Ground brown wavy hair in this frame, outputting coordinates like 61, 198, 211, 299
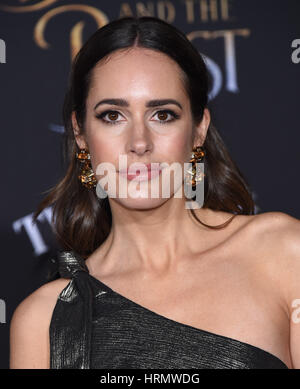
33, 16, 255, 259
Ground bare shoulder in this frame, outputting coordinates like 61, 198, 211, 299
243, 211, 300, 301
244, 211, 300, 248
239, 211, 300, 263
250, 211, 300, 369
9, 277, 71, 369
260, 211, 300, 299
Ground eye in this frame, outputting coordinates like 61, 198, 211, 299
152, 109, 180, 124
95, 109, 180, 125
95, 110, 124, 125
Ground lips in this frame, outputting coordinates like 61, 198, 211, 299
118, 163, 163, 181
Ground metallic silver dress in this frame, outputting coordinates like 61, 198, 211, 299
49, 250, 288, 369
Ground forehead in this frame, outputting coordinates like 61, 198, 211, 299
87, 47, 188, 100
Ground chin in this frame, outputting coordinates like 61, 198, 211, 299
111, 196, 169, 211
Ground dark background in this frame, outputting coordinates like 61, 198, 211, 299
0, 0, 299, 369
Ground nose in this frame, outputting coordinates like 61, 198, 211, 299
126, 119, 153, 156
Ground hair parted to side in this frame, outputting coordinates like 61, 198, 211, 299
33, 16, 255, 259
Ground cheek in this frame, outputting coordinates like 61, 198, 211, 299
84, 120, 123, 167
161, 133, 192, 164
86, 136, 118, 172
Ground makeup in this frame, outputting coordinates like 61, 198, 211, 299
118, 163, 163, 181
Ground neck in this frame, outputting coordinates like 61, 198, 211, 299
91, 196, 229, 276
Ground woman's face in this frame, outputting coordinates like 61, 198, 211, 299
73, 47, 210, 209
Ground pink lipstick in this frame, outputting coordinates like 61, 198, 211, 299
118, 163, 163, 181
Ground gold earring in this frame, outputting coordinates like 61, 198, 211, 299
76, 148, 97, 189
186, 145, 205, 186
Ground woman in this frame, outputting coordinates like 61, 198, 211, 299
9, 16, 300, 369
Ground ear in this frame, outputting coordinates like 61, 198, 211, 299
193, 108, 210, 148
71, 111, 88, 149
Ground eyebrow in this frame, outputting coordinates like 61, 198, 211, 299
94, 98, 183, 110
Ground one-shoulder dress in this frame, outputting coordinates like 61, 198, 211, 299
49, 250, 289, 369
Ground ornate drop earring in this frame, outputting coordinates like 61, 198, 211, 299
186, 145, 205, 187
76, 148, 97, 189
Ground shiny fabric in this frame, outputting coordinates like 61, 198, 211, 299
49, 250, 289, 369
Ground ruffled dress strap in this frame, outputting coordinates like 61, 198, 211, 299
49, 250, 93, 369
56, 250, 90, 278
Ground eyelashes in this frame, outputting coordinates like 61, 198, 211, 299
95, 109, 180, 125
